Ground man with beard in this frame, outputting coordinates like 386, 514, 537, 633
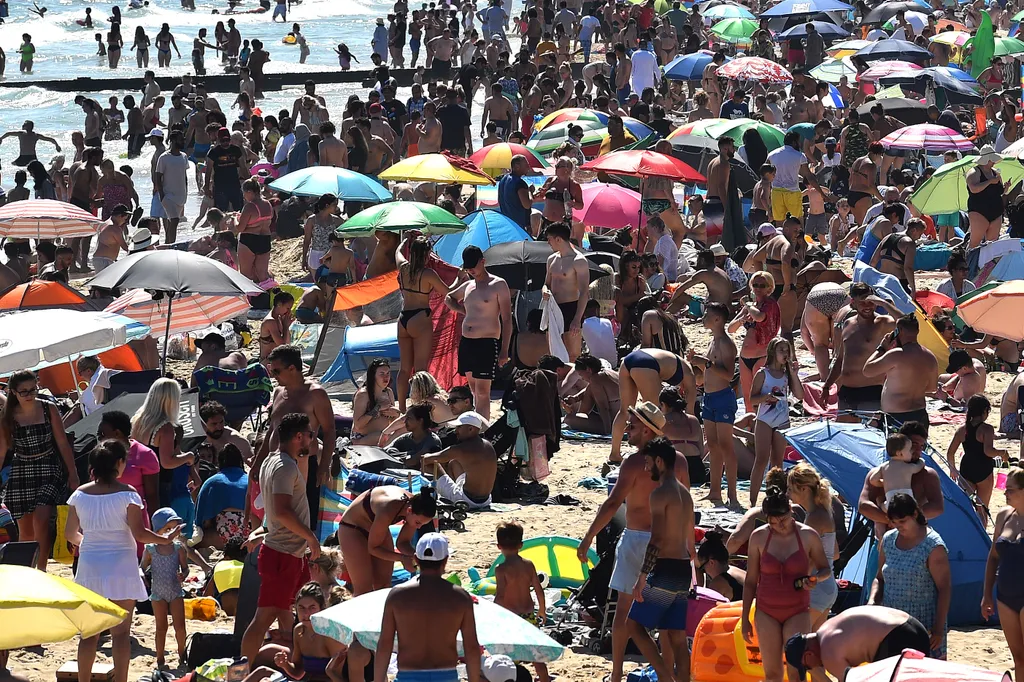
863, 313, 939, 435
858, 420, 944, 532
198, 400, 254, 465
578, 403, 690, 682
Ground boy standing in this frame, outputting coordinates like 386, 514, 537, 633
494, 522, 550, 682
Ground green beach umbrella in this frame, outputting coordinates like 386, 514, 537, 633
627, 0, 673, 14
526, 119, 607, 154
1014, 9, 1024, 20
809, 57, 858, 84
909, 155, 1024, 215
705, 118, 786, 151
336, 201, 466, 237
711, 18, 758, 43
964, 35, 1024, 57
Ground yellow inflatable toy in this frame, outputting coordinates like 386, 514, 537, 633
691, 601, 789, 682
282, 33, 296, 44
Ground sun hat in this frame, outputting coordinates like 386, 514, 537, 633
151, 507, 183, 530
709, 243, 728, 256
977, 144, 1001, 165
129, 228, 156, 254
627, 401, 665, 435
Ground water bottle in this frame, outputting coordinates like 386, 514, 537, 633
227, 657, 249, 682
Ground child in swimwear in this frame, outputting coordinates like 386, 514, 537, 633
870, 434, 924, 508
494, 522, 550, 682
18, 34, 34, 73
141, 507, 188, 669
95, 32, 107, 56
749, 163, 774, 229
267, 582, 346, 682
802, 183, 834, 247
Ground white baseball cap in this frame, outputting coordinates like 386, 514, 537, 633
149, 128, 164, 138
415, 532, 450, 561
456, 411, 490, 431
482, 655, 517, 682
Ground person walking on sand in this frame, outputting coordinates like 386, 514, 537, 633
543, 221, 589, 361
495, 521, 550, 682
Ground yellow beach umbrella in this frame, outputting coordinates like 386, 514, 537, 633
378, 153, 494, 185
0, 565, 128, 648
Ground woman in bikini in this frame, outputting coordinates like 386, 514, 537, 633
253, 582, 348, 681
236, 177, 273, 284
747, 215, 800, 339
259, 291, 294, 361
868, 217, 926, 293
154, 24, 180, 67
336, 485, 436, 595
131, 26, 150, 68
614, 249, 649, 342
302, 193, 342, 281
728, 270, 781, 414
538, 157, 582, 237
381, 371, 455, 443
107, 25, 123, 68
659, 386, 706, 486
741, 487, 831, 682
395, 235, 447, 412
351, 358, 400, 446
696, 529, 745, 601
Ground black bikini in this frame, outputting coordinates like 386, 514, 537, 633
877, 233, 910, 290
398, 268, 431, 329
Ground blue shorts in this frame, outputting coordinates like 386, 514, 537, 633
701, 387, 737, 424
394, 671, 458, 682
627, 558, 690, 631
617, 86, 631, 105
272, 3, 286, 17
410, 38, 420, 52
190, 142, 211, 164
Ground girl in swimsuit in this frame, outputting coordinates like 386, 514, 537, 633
741, 487, 831, 682
749, 338, 804, 507
302, 193, 342, 280
982, 467, 1024, 681
696, 529, 745, 601
787, 463, 839, 628
659, 386, 707, 486
351, 358, 400, 446
336, 485, 436, 595
751, 216, 800, 338
727, 270, 781, 417
947, 394, 1008, 521
258, 290, 294, 361
254, 582, 347, 681
381, 371, 455, 442
131, 25, 150, 68
395, 235, 448, 411
236, 177, 274, 283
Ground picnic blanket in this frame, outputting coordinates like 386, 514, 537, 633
561, 428, 612, 441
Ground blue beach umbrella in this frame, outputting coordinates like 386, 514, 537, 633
268, 167, 393, 202
762, 0, 853, 16
775, 20, 850, 39
664, 51, 729, 80
701, 3, 755, 20
433, 210, 533, 267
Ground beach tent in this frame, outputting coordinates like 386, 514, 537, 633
433, 210, 533, 268
785, 422, 992, 626
987, 250, 1024, 282
320, 323, 400, 386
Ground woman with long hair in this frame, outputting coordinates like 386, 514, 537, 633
787, 463, 839, 628
0, 370, 78, 570
131, 26, 150, 68
382, 371, 455, 443
749, 338, 804, 506
259, 291, 295, 361
870, 493, 951, 659
696, 529, 745, 601
947, 394, 1008, 523
251, 582, 348, 681
728, 270, 781, 414
336, 486, 437, 595
351, 358, 399, 445
27, 159, 56, 199
66, 439, 180, 682
982, 467, 1024, 681
302, 193, 342, 280
131, 379, 194, 520
236, 177, 274, 283
659, 386, 706, 486
345, 125, 368, 174
614, 249, 649, 340
395, 235, 447, 411
741, 486, 831, 682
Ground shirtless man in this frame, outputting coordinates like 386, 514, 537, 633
376, 533, 482, 682
91, 204, 130, 272
701, 51, 725, 115
822, 283, 896, 421
428, 28, 456, 81
863, 313, 938, 435
357, 118, 396, 177
870, 104, 903, 182
668, 249, 733, 314
365, 230, 399, 279
860, 420, 944, 533
291, 80, 326, 127
614, 43, 632, 105
848, 142, 885, 223
68, 147, 102, 271
786, 85, 813, 125
786, 605, 932, 681
420, 411, 497, 509
689, 302, 739, 507
520, 74, 543, 136
445, 245, 513, 422
480, 82, 515, 139
250, 345, 337, 528
543, 222, 590, 361
578, 402, 690, 682
191, 332, 247, 379
198, 399, 254, 464
703, 137, 732, 246
564, 353, 620, 435
0, 121, 60, 166
628, 436, 695, 682
417, 101, 442, 154
317, 121, 348, 168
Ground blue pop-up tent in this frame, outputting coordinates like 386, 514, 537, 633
433, 209, 533, 267
321, 322, 400, 385
784, 421, 992, 626
988, 250, 1024, 282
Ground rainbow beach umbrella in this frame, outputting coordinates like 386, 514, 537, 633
469, 143, 550, 177
533, 107, 609, 133
880, 123, 975, 153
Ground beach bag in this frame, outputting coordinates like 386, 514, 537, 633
526, 436, 550, 481
51, 505, 74, 564
626, 666, 658, 682
185, 632, 239, 671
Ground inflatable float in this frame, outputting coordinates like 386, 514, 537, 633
282, 33, 296, 44
691, 601, 790, 682
487, 536, 599, 589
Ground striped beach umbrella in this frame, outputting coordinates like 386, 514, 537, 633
104, 289, 252, 338
718, 56, 793, 83
470, 143, 551, 177
827, 39, 873, 58
929, 30, 971, 47
0, 199, 105, 239
533, 107, 609, 133
880, 124, 975, 152
810, 57, 858, 83
858, 60, 923, 81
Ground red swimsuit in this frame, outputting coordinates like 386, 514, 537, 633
757, 527, 810, 623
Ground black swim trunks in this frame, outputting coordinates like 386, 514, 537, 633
837, 384, 883, 413
873, 617, 930, 661
458, 336, 500, 380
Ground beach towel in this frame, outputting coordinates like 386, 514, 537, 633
561, 428, 613, 440
426, 255, 465, 391
914, 242, 952, 271
541, 297, 569, 363
801, 381, 838, 418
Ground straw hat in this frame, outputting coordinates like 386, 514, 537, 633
627, 401, 665, 435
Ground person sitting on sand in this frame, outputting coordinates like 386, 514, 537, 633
351, 358, 400, 446
420, 411, 497, 510
563, 353, 620, 436
192, 332, 247, 383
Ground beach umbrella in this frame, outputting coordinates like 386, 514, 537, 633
0, 280, 92, 311
821, 83, 846, 108
718, 56, 793, 83
956, 280, 1024, 343
880, 124, 975, 152
377, 153, 494, 185
937, 18, 969, 31
0, 566, 128, 649
858, 60, 923, 81
854, 39, 933, 64
672, 117, 785, 151
268, 167, 393, 202
311, 588, 565, 663
809, 57, 858, 83
761, 0, 852, 16
663, 51, 729, 81
845, 651, 1010, 682
0, 309, 134, 374
628, 0, 673, 12
854, 97, 929, 124
909, 154, 1024, 215
469, 143, 550, 177
775, 20, 850, 40
701, 3, 755, 20
964, 35, 1024, 57
337, 201, 466, 237
929, 30, 971, 47
104, 289, 251, 338
573, 183, 647, 229
882, 10, 928, 31
526, 119, 607, 154
711, 17, 759, 42
927, 65, 978, 84
863, 0, 929, 23
581, 149, 705, 181
670, 118, 729, 139
88, 250, 262, 298
0, 199, 105, 240
433, 210, 532, 267
532, 107, 609, 132
481, 241, 612, 290
669, 136, 759, 193
827, 39, 873, 58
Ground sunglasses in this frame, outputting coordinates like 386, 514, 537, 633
752, 282, 769, 289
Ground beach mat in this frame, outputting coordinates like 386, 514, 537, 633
561, 428, 612, 441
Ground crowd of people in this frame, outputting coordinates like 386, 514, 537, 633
5, 0, 1024, 680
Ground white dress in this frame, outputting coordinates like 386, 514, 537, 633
69, 489, 149, 601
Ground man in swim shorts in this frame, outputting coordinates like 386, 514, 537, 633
863, 313, 938, 437
375, 534, 482, 682
0, 120, 60, 166
702, 137, 733, 243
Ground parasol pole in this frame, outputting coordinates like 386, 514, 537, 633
161, 293, 173, 374
637, 176, 645, 247
309, 289, 337, 376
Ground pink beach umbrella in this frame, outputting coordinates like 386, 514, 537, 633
0, 199, 105, 239
573, 183, 647, 229
844, 649, 1010, 682
857, 60, 923, 82
104, 288, 252, 338
880, 124, 976, 152
718, 56, 793, 83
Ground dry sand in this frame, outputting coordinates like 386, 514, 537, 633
7, 251, 1017, 682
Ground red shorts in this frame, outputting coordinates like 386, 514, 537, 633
257, 544, 310, 610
